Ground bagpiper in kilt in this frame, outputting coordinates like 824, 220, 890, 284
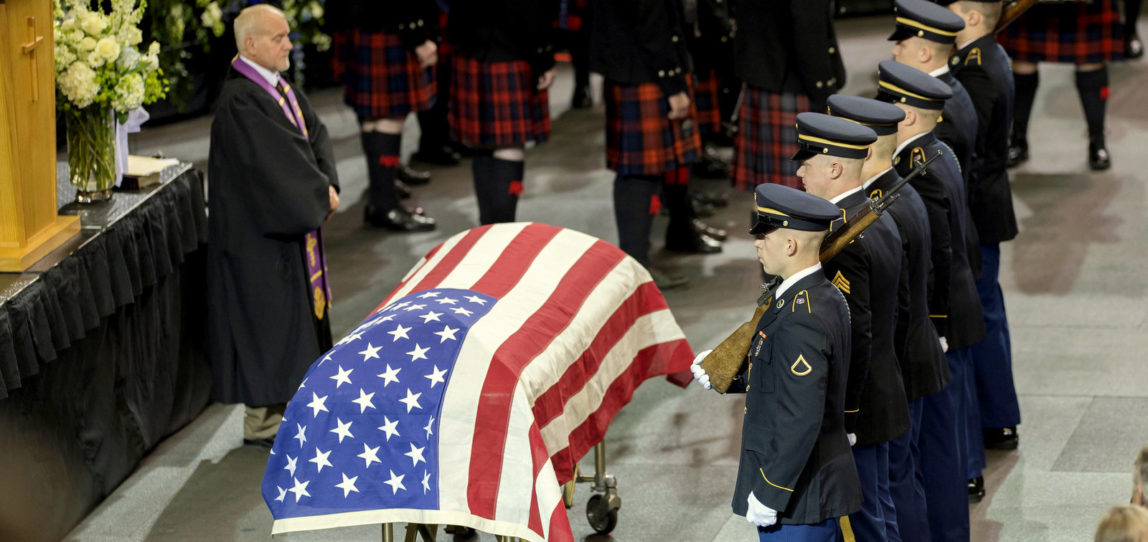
996, 0, 1122, 170
327, 0, 438, 232
448, 0, 559, 225
733, 89, 811, 191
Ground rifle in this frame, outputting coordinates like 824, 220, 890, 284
996, 0, 1040, 34
697, 152, 941, 393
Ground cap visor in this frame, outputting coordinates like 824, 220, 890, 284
791, 148, 817, 162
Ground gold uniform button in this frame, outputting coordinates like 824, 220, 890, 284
816, 81, 824, 88
829, 47, 836, 54
658, 70, 666, 77
672, 35, 679, 43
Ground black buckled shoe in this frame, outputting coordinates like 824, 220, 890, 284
397, 165, 432, 186
983, 426, 1019, 450
364, 205, 436, 232
394, 179, 412, 199
1127, 34, 1144, 59
968, 476, 985, 503
693, 218, 728, 242
411, 145, 461, 166
650, 267, 689, 290
1089, 142, 1111, 171
665, 231, 723, 254
1007, 139, 1028, 168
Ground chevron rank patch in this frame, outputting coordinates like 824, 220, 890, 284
831, 270, 851, 294
791, 354, 812, 376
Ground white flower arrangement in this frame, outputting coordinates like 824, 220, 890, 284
53, 0, 167, 118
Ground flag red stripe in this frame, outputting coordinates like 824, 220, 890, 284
526, 424, 548, 537
467, 240, 625, 519
468, 223, 563, 298
374, 225, 491, 312
547, 338, 692, 484
532, 281, 668, 430
548, 499, 574, 542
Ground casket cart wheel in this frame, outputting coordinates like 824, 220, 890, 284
585, 494, 618, 534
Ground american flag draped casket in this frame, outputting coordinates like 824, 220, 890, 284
261, 222, 695, 541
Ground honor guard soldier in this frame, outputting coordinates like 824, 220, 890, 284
828, 94, 949, 542
692, 184, 860, 541
944, 0, 1023, 491
888, 0, 978, 186
876, 59, 986, 541
731, 0, 845, 190
793, 113, 908, 541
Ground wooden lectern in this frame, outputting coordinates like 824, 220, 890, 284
0, 0, 80, 272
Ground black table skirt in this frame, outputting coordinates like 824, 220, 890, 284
0, 165, 212, 541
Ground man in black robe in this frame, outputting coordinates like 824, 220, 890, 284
206, 4, 340, 447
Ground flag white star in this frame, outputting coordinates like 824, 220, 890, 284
358, 343, 382, 362
288, 477, 310, 503
384, 470, 406, 494
329, 366, 353, 389
305, 392, 328, 417
293, 423, 307, 446
399, 388, 423, 413
388, 324, 412, 342
318, 352, 333, 366
357, 443, 381, 469
407, 343, 430, 362
275, 485, 287, 502
404, 304, 427, 312
309, 448, 333, 473
378, 314, 396, 323
335, 472, 360, 498
436, 297, 458, 305
465, 295, 487, 305
284, 454, 298, 477
329, 418, 354, 443
425, 366, 447, 388
418, 291, 440, 298
341, 330, 364, 344
352, 388, 376, 413
307, 392, 329, 417
404, 442, 427, 467
388, 301, 409, 311
419, 311, 443, 324
451, 307, 474, 317
379, 416, 400, 441
433, 325, 459, 343
421, 470, 432, 494
297, 377, 308, 391
424, 416, 435, 438
378, 364, 401, 387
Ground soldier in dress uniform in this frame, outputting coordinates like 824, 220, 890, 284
942, 0, 1022, 498
828, 94, 948, 542
876, 60, 986, 541
692, 183, 860, 541
793, 113, 908, 541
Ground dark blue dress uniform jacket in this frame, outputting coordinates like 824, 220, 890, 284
895, 133, 986, 351
951, 34, 1019, 245
867, 169, 950, 402
934, 69, 977, 189
727, 270, 861, 525
823, 190, 909, 448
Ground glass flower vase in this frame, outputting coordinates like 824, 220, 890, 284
65, 105, 117, 203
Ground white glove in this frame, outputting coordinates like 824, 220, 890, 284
745, 492, 778, 527
847, 433, 857, 447
939, 336, 949, 353
690, 349, 714, 390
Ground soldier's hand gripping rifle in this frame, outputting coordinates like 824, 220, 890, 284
697, 152, 941, 393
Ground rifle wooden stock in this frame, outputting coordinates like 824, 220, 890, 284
698, 154, 941, 393
996, 0, 1039, 34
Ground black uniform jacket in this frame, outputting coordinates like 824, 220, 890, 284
727, 269, 861, 525
447, 0, 560, 75
591, 0, 694, 95
867, 169, 950, 402
895, 132, 986, 351
730, 0, 845, 109
325, 0, 439, 51
934, 68, 977, 187
206, 68, 338, 406
689, 0, 736, 78
824, 189, 909, 447
952, 34, 1019, 245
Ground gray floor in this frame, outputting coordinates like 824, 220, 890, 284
65, 16, 1148, 542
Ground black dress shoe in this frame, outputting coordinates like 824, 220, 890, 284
690, 196, 716, 218
571, 84, 593, 109
968, 476, 985, 502
411, 145, 461, 166
397, 165, 432, 185
693, 218, 728, 242
1089, 142, 1111, 171
364, 205, 436, 232
1127, 34, 1144, 59
665, 231, 723, 254
243, 437, 275, 449
650, 267, 689, 290
1007, 139, 1028, 168
691, 153, 731, 180
983, 426, 1019, 450
394, 179, 412, 199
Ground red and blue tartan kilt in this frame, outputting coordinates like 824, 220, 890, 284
693, 69, 723, 137
604, 81, 702, 176
449, 55, 551, 148
732, 86, 811, 191
997, 0, 1123, 64
331, 29, 436, 120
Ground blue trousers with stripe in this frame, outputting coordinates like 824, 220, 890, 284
889, 398, 929, 542
837, 443, 897, 541
919, 350, 972, 542
970, 244, 1021, 429
759, 518, 837, 541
